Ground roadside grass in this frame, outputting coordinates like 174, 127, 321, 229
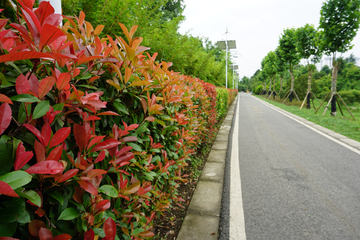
254, 94, 360, 142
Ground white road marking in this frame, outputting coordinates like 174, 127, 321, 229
252, 96, 360, 156
230, 95, 247, 240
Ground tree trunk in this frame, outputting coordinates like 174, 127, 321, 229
307, 69, 313, 109
273, 76, 276, 99
269, 78, 272, 95
289, 69, 295, 102
280, 76, 283, 95
331, 60, 339, 116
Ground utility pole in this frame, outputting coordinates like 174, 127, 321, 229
217, 28, 236, 89
39, 0, 62, 15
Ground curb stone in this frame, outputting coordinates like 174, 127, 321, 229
177, 96, 238, 240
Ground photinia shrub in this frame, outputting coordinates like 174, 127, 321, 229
0, 1, 231, 239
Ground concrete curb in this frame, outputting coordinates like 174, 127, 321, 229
177, 96, 238, 240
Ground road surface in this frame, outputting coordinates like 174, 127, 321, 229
228, 93, 360, 240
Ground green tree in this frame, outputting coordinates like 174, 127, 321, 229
275, 47, 287, 95
295, 24, 322, 109
278, 28, 301, 102
262, 51, 278, 99
318, 0, 360, 117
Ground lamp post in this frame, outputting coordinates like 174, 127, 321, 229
217, 29, 236, 89
230, 64, 238, 89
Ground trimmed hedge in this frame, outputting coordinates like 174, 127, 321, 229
0, 2, 222, 240
215, 88, 238, 120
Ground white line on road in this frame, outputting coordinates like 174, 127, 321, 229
230, 95, 247, 240
252, 96, 360, 156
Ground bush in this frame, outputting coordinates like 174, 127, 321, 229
338, 90, 360, 105
253, 85, 263, 95
0, 2, 218, 239
216, 88, 228, 119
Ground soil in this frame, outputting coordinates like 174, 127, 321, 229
153, 117, 225, 240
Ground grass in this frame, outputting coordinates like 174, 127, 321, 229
254, 94, 360, 142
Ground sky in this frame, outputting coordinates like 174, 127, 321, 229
178, 0, 360, 79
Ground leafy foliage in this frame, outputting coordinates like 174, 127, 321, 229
0, 2, 231, 239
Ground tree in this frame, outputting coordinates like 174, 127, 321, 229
278, 28, 301, 103
260, 58, 270, 94
317, 0, 360, 118
275, 47, 287, 96
295, 24, 323, 109
262, 51, 278, 99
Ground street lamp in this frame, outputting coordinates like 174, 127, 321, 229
230, 64, 238, 89
217, 29, 236, 89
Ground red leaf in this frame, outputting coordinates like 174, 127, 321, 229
56, 72, 71, 91
58, 169, 79, 183
145, 116, 155, 122
84, 230, 94, 240
103, 217, 116, 240
0, 238, 20, 240
9, 23, 34, 45
34, 140, 46, 163
94, 151, 106, 163
77, 180, 98, 196
34, 1, 54, 25
0, 181, 19, 197
41, 122, 51, 147
126, 124, 138, 131
18, 2, 41, 45
122, 212, 134, 218
29, 219, 46, 237
38, 228, 53, 240
43, 14, 62, 27
91, 139, 120, 152
0, 19, 8, 29
97, 111, 119, 116
15, 74, 31, 95
14, 142, 34, 170
0, 94, 13, 104
84, 115, 101, 121
119, 136, 137, 143
94, 199, 110, 214
87, 136, 105, 150
116, 146, 132, 157
26, 160, 64, 174
137, 182, 151, 196
49, 127, 71, 148
73, 123, 87, 151
38, 76, 55, 99
47, 145, 63, 161
28, 74, 39, 97
0, 52, 58, 63
86, 169, 107, 178
40, 24, 65, 49
53, 234, 72, 240
24, 123, 43, 144
115, 152, 134, 165
0, 103, 12, 135
22, 0, 35, 9
138, 231, 155, 238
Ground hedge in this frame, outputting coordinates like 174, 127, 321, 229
0, 2, 222, 239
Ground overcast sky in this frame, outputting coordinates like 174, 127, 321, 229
178, 0, 360, 79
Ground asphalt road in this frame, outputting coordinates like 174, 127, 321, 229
237, 93, 360, 240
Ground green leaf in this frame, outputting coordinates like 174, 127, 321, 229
0, 198, 29, 224
0, 222, 17, 237
99, 185, 118, 198
58, 207, 80, 220
10, 94, 40, 103
0, 170, 32, 190
126, 142, 142, 152
0, 135, 14, 176
17, 102, 31, 123
48, 190, 64, 205
113, 102, 129, 115
16, 189, 41, 207
32, 100, 50, 119
53, 103, 64, 112
135, 124, 148, 135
